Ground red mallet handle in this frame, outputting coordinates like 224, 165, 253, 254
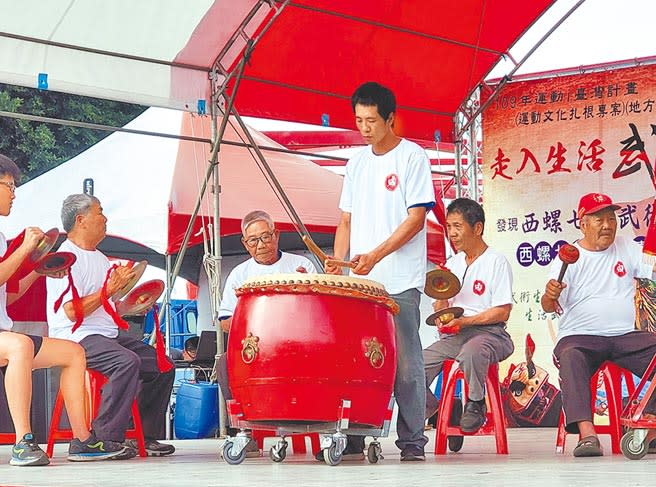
557, 244, 580, 283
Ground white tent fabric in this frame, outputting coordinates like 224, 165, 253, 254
0, 0, 270, 108
3, 107, 343, 256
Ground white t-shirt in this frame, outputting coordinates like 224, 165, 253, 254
218, 252, 317, 318
46, 239, 119, 342
339, 138, 435, 294
445, 248, 513, 318
0, 233, 13, 331
549, 236, 651, 342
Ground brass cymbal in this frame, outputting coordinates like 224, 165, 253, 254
29, 227, 59, 263
424, 268, 461, 299
111, 260, 148, 301
425, 306, 464, 326
35, 251, 76, 275
116, 279, 165, 316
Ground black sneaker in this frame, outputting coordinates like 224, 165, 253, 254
68, 433, 133, 462
400, 445, 425, 462
10, 433, 50, 466
460, 400, 486, 433
125, 439, 175, 457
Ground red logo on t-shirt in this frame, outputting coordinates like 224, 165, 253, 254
614, 261, 626, 277
385, 173, 399, 191
473, 280, 486, 295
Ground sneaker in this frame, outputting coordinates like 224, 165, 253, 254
400, 445, 425, 462
10, 433, 50, 466
460, 400, 486, 433
572, 435, 603, 457
68, 433, 133, 462
125, 438, 175, 457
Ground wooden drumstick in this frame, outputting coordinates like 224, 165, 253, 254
302, 235, 356, 269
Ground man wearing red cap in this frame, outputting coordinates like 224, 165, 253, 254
541, 192, 656, 457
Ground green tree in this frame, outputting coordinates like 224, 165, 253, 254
0, 84, 145, 181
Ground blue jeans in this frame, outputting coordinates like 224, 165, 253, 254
392, 288, 429, 451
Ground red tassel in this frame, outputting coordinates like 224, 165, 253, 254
54, 269, 84, 332
4, 231, 26, 294
152, 305, 174, 373
100, 264, 129, 330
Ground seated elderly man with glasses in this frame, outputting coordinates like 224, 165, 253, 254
215, 210, 317, 455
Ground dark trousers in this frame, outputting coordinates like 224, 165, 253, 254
80, 332, 175, 442
553, 331, 656, 434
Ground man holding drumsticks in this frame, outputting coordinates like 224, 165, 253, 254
325, 82, 435, 462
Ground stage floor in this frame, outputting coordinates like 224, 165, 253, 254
0, 428, 653, 487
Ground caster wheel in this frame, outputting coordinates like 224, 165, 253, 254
269, 441, 288, 463
366, 443, 382, 463
323, 444, 343, 466
621, 430, 649, 460
222, 442, 247, 465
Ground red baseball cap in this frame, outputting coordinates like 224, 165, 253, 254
577, 193, 620, 218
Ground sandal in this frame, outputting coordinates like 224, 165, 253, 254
573, 435, 603, 457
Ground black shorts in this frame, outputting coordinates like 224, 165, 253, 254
0, 333, 43, 375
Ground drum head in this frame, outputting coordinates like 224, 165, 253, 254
35, 252, 77, 275
116, 279, 165, 316
29, 227, 59, 263
424, 268, 461, 300
111, 260, 148, 301
425, 306, 464, 326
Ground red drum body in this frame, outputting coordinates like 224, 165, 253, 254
227, 273, 398, 427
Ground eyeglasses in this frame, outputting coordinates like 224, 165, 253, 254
243, 231, 275, 248
0, 181, 16, 194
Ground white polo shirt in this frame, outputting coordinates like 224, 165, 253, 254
219, 252, 317, 318
446, 248, 513, 317
549, 235, 651, 341
46, 239, 118, 342
340, 138, 435, 294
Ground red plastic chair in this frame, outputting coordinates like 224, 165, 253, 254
250, 429, 320, 455
47, 369, 146, 458
434, 360, 508, 454
555, 361, 635, 454
0, 433, 15, 444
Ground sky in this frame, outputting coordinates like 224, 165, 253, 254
489, 0, 654, 77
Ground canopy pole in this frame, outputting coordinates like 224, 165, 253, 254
164, 253, 172, 440
223, 105, 324, 272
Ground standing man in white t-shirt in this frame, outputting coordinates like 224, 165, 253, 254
325, 82, 435, 462
541, 192, 656, 457
46, 194, 175, 457
423, 198, 514, 434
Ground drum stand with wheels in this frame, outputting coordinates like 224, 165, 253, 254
619, 354, 656, 460
220, 398, 394, 466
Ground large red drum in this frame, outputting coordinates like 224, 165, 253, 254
227, 273, 398, 427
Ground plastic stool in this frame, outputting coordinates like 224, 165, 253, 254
434, 360, 508, 454
0, 433, 15, 444
250, 429, 320, 455
46, 369, 147, 458
555, 361, 635, 454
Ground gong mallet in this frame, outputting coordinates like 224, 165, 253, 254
556, 243, 580, 283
